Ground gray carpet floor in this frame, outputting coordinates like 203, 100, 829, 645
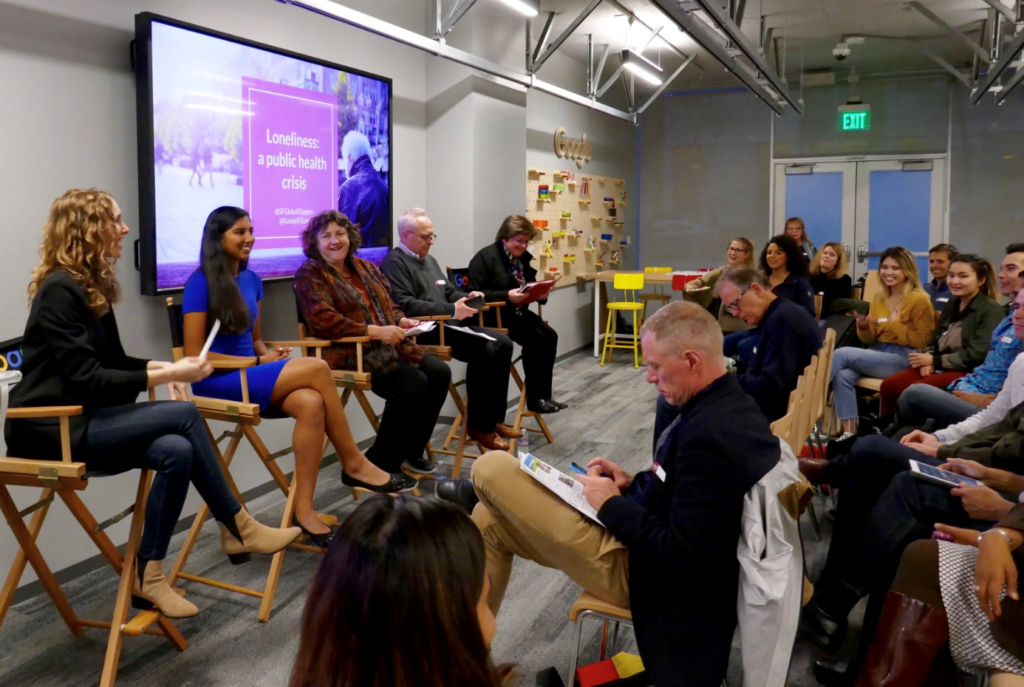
0, 350, 863, 686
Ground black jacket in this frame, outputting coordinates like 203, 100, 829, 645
738, 298, 821, 421
599, 374, 780, 687
927, 293, 1006, 372
5, 271, 149, 459
467, 241, 545, 327
773, 272, 816, 318
809, 273, 853, 319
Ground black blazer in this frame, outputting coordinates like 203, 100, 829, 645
810, 273, 853, 319
468, 241, 544, 328
599, 374, 780, 687
5, 271, 149, 460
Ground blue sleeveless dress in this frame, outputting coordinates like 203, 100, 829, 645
182, 269, 287, 411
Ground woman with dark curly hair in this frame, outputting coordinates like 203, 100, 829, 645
182, 207, 415, 548
289, 495, 511, 687
293, 210, 450, 477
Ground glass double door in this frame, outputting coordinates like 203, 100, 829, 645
772, 158, 947, 282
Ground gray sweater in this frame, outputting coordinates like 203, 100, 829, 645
379, 247, 467, 318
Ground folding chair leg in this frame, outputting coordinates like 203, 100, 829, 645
99, 470, 151, 687
0, 486, 79, 636
805, 499, 822, 541
534, 413, 554, 444
451, 412, 470, 479
259, 478, 298, 623
600, 310, 615, 366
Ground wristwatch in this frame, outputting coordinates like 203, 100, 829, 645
979, 528, 1015, 547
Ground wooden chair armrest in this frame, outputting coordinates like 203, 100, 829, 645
264, 339, 330, 348
415, 315, 452, 322
335, 336, 371, 344
209, 358, 257, 369
482, 301, 507, 309
6, 406, 83, 419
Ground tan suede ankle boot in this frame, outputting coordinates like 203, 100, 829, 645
131, 559, 198, 618
219, 509, 301, 564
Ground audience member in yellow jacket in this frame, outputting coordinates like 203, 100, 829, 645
830, 247, 935, 437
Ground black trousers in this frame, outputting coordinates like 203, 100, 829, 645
507, 309, 558, 404
815, 435, 970, 618
364, 356, 451, 472
419, 324, 513, 433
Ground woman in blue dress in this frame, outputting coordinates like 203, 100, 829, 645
182, 207, 414, 546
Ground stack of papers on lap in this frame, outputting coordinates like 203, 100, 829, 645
404, 320, 437, 337
519, 452, 603, 526
445, 323, 497, 341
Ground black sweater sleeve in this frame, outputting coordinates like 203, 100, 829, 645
468, 250, 511, 303
36, 278, 149, 401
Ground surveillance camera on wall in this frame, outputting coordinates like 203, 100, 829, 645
833, 42, 850, 61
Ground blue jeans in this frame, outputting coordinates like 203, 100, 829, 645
723, 329, 758, 367
84, 402, 241, 560
892, 384, 979, 437
830, 343, 913, 420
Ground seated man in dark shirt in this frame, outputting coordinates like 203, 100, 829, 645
716, 266, 822, 421
461, 302, 780, 687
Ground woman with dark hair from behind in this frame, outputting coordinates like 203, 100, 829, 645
289, 495, 508, 687
182, 207, 415, 548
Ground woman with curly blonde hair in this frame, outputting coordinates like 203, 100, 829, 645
7, 189, 300, 619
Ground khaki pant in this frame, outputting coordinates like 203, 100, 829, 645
471, 451, 630, 614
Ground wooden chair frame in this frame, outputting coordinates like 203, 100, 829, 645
0, 397, 188, 687
163, 298, 334, 623
293, 308, 444, 494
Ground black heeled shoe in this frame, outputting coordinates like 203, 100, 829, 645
291, 516, 335, 549
342, 471, 417, 494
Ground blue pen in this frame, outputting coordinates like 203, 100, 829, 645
571, 462, 612, 479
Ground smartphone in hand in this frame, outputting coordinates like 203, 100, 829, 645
464, 295, 486, 310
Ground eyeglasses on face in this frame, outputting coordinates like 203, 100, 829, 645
727, 246, 747, 254
726, 290, 749, 315
508, 236, 530, 246
410, 231, 436, 242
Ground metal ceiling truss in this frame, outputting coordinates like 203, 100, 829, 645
972, 0, 1024, 106
278, 0, 793, 121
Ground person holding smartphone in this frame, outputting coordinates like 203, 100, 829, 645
382, 208, 517, 450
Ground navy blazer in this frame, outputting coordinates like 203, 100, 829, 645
599, 374, 780, 687
739, 298, 822, 421
773, 272, 816, 318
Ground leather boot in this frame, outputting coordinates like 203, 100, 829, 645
219, 509, 302, 565
132, 558, 199, 618
853, 591, 949, 687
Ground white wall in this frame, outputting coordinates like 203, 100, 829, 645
0, 0, 638, 593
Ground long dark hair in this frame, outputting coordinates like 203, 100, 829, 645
951, 253, 999, 301
289, 496, 506, 687
198, 206, 251, 334
759, 233, 809, 279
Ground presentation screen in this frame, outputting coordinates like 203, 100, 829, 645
135, 14, 393, 294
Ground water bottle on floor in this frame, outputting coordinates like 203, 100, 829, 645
516, 433, 529, 458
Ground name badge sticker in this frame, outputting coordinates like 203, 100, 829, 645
937, 298, 950, 303
652, 462, 667, 482
435, 279, 445, 285
1002, 336, 1015, 344
877, 317, 888, 323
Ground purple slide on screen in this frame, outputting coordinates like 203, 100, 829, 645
150, 21, 390, 290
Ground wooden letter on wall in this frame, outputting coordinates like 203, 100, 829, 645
554, 127, 592, 168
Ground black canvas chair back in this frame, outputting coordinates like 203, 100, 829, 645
446, 266, 472, 292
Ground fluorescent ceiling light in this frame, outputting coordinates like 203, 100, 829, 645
620, 49, 663, 86
494, 0, 539, 17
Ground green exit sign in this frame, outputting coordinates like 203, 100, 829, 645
838, 104, 872, 131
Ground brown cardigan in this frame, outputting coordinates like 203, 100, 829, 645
293, 257, 424, 376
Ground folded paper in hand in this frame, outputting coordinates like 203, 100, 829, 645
403, 320, 437, 337
445, 323, 497, 341
519, 452, 603, 526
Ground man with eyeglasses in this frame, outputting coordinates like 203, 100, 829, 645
714, 266, 820, 421
381, 208, 517, 451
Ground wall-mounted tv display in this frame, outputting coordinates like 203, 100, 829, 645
134, 13, 393, 294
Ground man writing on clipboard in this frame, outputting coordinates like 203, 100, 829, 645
442, 302, 780, 687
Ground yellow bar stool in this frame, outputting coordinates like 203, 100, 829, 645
639, 266, 672, 323
600, 272, 645, 368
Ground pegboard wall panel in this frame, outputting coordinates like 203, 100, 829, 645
526, 168, 629, 287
